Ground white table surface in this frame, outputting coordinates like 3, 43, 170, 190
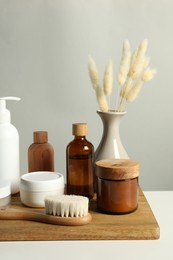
0, 191, 172, 260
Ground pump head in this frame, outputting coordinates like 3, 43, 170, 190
0, 97, 21, 123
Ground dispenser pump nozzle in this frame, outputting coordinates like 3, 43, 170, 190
0, 97, 21, 123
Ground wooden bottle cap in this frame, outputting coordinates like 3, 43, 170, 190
72, 123, 88, 136
34, 131, 48, 143
95, 159, 139, 180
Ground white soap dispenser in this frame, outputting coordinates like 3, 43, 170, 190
0, 97, 21, 194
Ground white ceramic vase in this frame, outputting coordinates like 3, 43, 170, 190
95, 110, 129, 161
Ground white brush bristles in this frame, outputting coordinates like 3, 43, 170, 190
45, 195, 89, 218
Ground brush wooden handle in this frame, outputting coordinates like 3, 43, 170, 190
0, 208, 92, 226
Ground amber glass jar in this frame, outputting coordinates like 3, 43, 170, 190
95, 159, 139, 214
66, 123, 94, 199
28, 131, 54, 172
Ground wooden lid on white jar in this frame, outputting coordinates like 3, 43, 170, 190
95, 159, 139, 180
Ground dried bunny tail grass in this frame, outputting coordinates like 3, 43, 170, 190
117, 40, 131, 86
116, 78, 133, 112
88, 55, 99, 89
128, 39, 148, 80
143, 56, 150, 69
103, 60, 113, 96
120, 77, 133, 98
116, 97, 126, 112
126, 81, 143, 102
96, 85, 109, 112
142, 68, 157, 82
129, 48, 138, 69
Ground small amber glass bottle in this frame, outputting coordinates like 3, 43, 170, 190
28, 131, 54, 172
66, 123, 94, 199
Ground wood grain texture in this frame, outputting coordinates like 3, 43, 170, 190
0, 187, 160, 241
95, 159, 139, 180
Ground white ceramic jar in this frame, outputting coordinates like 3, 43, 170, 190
20, 171, 64, 207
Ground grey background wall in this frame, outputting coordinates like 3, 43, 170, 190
0, 0, 172, 190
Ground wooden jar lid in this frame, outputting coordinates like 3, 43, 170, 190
95, 159, 139, 180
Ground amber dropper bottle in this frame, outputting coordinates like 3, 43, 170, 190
66, 123, 94, 199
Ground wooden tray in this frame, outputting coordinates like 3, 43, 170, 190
0, 188, 160, 241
